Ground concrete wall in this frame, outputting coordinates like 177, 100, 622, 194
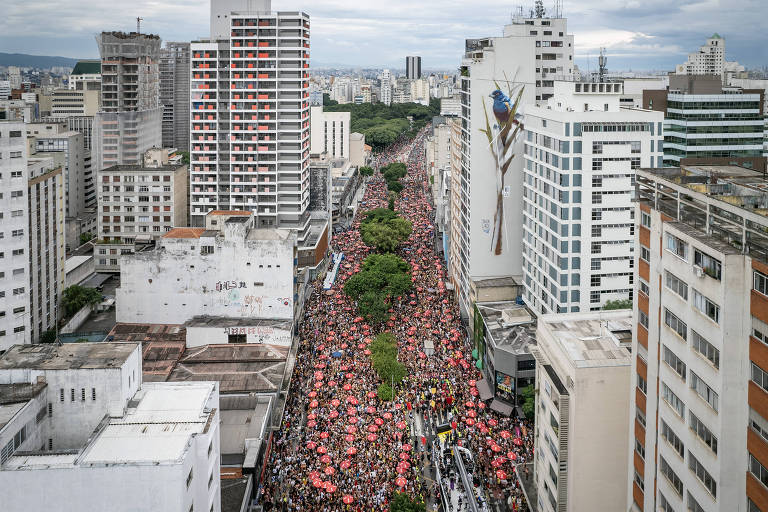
60, 304, 93, 334
186, 323, 292, 347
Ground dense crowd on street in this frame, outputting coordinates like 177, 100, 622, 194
260, 129, 534, 511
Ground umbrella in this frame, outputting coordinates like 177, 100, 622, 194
492, 444, 502, 452
375, 418, 384, 426
496, 470, 507, 480
308, 391, 317, 398
345, 434, 354, 442
488, 419, 498, 427
396, 465, 407, 474
346, 425, 357, 434
309, 470, 320, 481
367, 433, 378, 442
383, 412, 393, 420
465, 401, 475, 408
367, 391, 377, 399
401, 444, 412, 451
312, 479, 323, 488
340, 459, 352, 470
324, 466, 335, 475
331, 351, 343, 358
508, 451, 517, 461
306, 441, 317, 450
330, 410, 339, 419
399, 452, 410, 461
317, 446, 327, 454
514, 437, 523, 446
346, 447, 357, 456
331, 399, 341, 407
343, 495, 354, 504
395, 477, 407, 487
465, 418, 475, 426
366, 406, 376, 414
320, 454, 331, 464
396, 421, 407, 429
310, 400, 319, 408
307, 420, 317, 428
500, 430, 512, 439
320, 431, 329, 439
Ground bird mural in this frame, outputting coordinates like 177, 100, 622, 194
480, 84, 525, 256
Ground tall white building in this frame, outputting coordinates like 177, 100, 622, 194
503, 14, 574, 101
93, 31, 163, 172
310, 105, 350, 159
380, 69, 392, 106
675, 34, 745, 83
522, 81, 663, 314
0, 342, 221, 512
0, 122, 31, 349
8, 66, 21, 90
410, 78, 430, 106
189, 0, 313, 248
533, 310, 632, 512
629, 164, 768, 512
451, 35, 536, 318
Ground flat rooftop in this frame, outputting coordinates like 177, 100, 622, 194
473, 276, 520, 288
163, 227, 205, 239
476, 302, 536, 356
540, 311, 632, 368
186, 316, 292, 330
0, 343, 138, 371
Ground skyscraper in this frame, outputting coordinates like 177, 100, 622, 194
380, 69, 392, 106
406, 56, 421, 80
160, 42, 190, 150
93, 31, 162, 172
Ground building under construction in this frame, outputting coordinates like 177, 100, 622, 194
160, 42, 190, 150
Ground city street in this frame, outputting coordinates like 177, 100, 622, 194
260, 127, 534, 511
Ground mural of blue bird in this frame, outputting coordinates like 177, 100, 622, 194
490, 89, 513, 124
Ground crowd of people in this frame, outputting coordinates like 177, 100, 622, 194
260, 128, 534, 511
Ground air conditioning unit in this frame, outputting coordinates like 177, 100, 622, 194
693, 265, 704, 278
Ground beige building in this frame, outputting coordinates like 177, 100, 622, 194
349, 132, 368, 168
533, 310, 632, 512
310, 105, 350, 160
96, 148, 188, 272
630, 164, 768, 512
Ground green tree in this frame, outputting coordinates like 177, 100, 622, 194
40, 329, 57, 344
521, 384, 536, 420
390, 492, 426, 512
388, 193, 396, 211
322, 93, 338, 107
177, 151, 190, 165
603, 299, 633, 310
61, 285, 102, 318
359, 166, 374, 177
79, 232, 93, 245
377, 383, 394, 401
344, 254, 412, 323
360, 218, 412, 253
361, 208, 399, 225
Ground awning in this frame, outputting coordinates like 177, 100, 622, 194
476, 379, 493, 401
490, 399, 513, 416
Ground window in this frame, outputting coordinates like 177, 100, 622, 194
81, 388, 86, 401
639, 278, 650, 296
661, 419, 685, 458
690, 411, 718, 455
59, 388, 64, 402
634, 470, 644, 491
665, 271, 688, 300
186, 468, 193, 488
694, 250, 721, 280
637, 374, 647, 395
70, 388, 75, 402
754, 316, 768, 344
639, 310, 649, 329
666, 234, 687, 260
91, 388, 96, 401
663, 345, 686, 380
662, 382, 685, 417
659, 492, 675, 512
636, 408, 646, 428
691, 331, 719, 369
687, 492, 706, 512
640, 246, 650, 262
755, 270, 768, 296
690, 371, 718, 412
201, 245, 214, 255
753, 362, 768, 392
660, 456, 683, 496
692, 290, 719, 323
689, 451, 716, 497
664, 309, 687, 341
635, 438, 645, 459
750, 453, 768, 488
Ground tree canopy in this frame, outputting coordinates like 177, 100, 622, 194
61, 285, 102, 318
390, 492, 426, 512
359, 166, 375, 177
520, 384, 535, 420
603, 299, 633, 310
380, 162, 408, 196
359, 208, 412, 253
344, 253, 412, 323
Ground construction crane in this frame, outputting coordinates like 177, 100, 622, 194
136, 16, 143, 34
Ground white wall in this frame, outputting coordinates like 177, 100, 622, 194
186, 323, 292, 347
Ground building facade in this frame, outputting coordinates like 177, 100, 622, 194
310, 105, 350, 160
406, 56, 422, 80
160, 42, 191, 150
0, 122, 30, 349
189, 0, 311, 241
675, 34, 745, 83
380, 69, 392, 106
93, 31, 163, 172
629, 164, 768, 512
522, 81, 663, 314
533, 310, 632, 512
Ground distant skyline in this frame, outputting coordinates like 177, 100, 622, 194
1, 0, 766, 73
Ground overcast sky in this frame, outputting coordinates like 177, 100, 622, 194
1, 0, 766, 72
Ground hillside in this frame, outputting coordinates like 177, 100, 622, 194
0, 52, 81, 70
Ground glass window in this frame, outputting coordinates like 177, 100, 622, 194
664, 309, 687, 341
689, 451, 716, 497
752, 362, 768, 393
641, 211, 651, 228
666, 234, 687, 260
640, 246, 651, 262
665, 271, 688, 300
637, 374, 647, 394
692, 289, 720, 323
754, 270, 768, 296
660, 456, 683, 496
750, 454, 768, 489
662, 382, 685, 417
694, 250, 721, 280
690, 371, 718, 412
661, 419, 685, 457
691, 330, 719, 369
663, 345, 686, 380
690, 411, 718, 455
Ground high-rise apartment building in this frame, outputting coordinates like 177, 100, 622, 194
406, 56, 422, 79
503, 13, 574, 101
160, 42, 191, 150
675, 34, 745, 84
533, 310, 632, 512
522, 81, 663, 315
629, 164, 768, 512
380, 69, 392, 106
8, 66, 21, 90
644, 75, 766, 170
93, 31, 162, 172
189, 0, 311, 239
310, 105, 349, 159
452, 35, 536, 318
25, 155, 65, 342
0, 122, 31, 349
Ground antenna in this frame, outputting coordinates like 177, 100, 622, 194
535, 0, 546, 17
598, 47, 608, 82
553, 0, 563, 18
136, 16, 143, 34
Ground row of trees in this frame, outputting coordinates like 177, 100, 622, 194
381, 162, 407, 195
360, 208, 412, 253
344, 253, 412, 324
369, 332, 407, 401
323, 96, 440, 151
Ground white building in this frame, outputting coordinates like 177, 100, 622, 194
0, 80, 10, 100
410, 78, 430, 106
93, 32, 163, 172
452, 34, 536, 318
503, 14, 574, 101
0, 343, 220, 512
8, 66, 21, 90
533, 310, 632, 512
630, 164, 768, 512
67, 60, 101, 93
310, 105, 350, 160
675, 34, 745, 83
0, 122, 31, 349
522, 81, 663, 314
26, 156, 65, 342
117, 210, 296, 325
380, 69, 392, 106
189, 0, 310, 236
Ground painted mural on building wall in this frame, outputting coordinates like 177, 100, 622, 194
479, 82, 525, 255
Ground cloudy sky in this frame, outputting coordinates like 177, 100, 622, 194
1, 0, 766, 72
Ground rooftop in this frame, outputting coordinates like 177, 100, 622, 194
0, 343, 138, 371
101, 163, 184, 174
475, 302, 536, 356
71, 60, 101, 76
539, 310, 632, 368
209, 210, 252, 216
0, 383, 47, 431
163, 227, 205, 239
